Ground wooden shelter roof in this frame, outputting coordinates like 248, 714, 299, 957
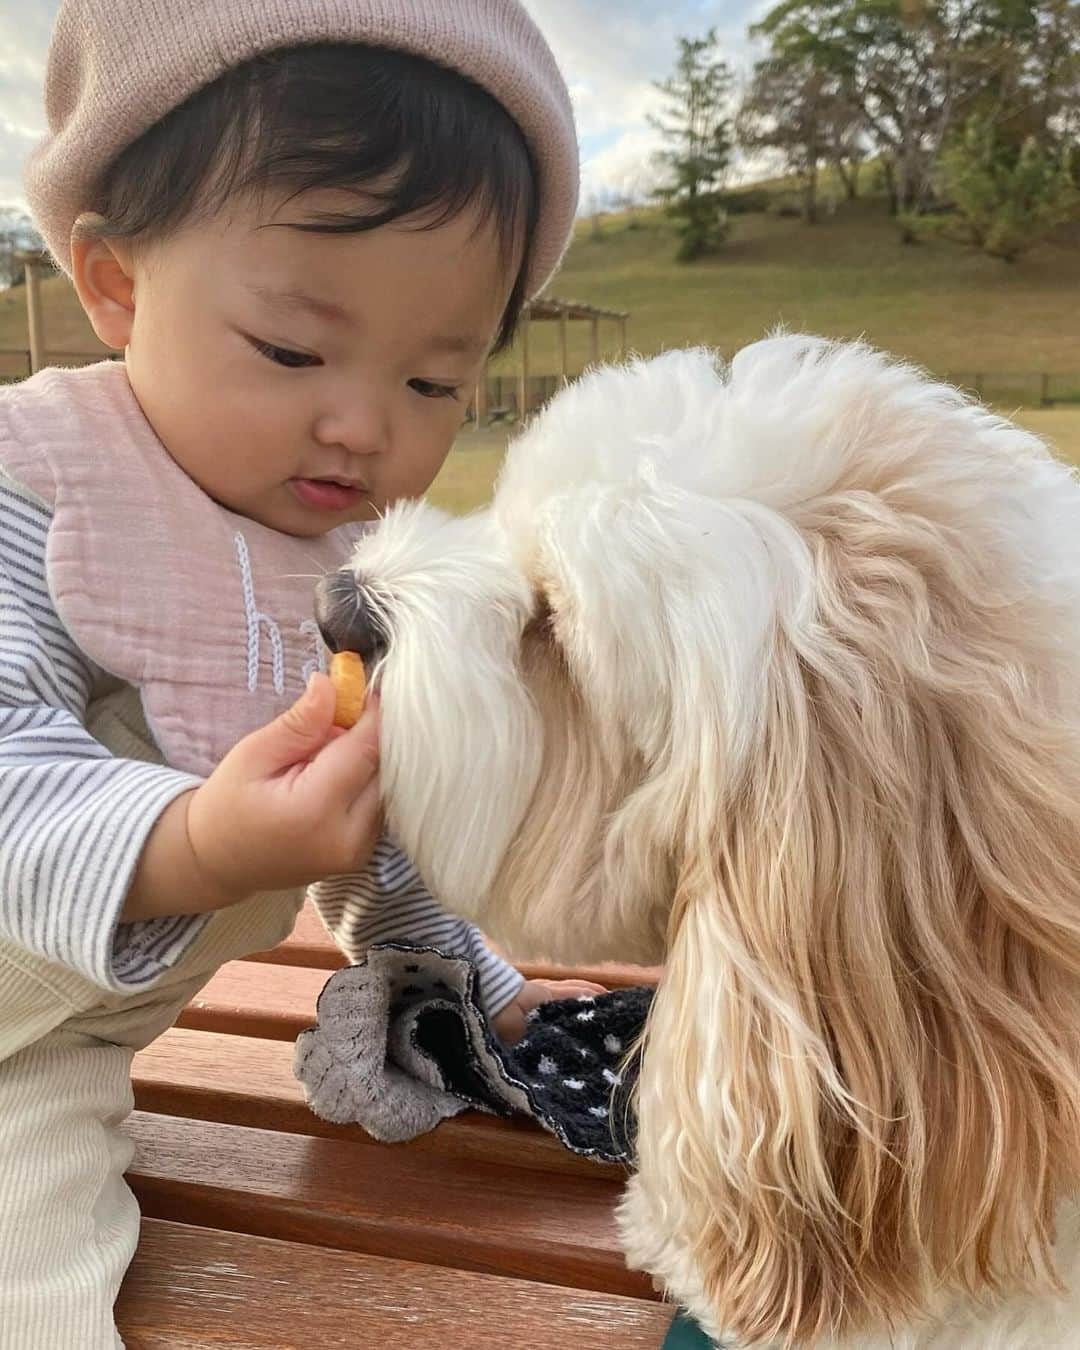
526, 296, 629, 322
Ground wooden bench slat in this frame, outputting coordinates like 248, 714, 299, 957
244, 901, 343, 969
177, 960, 324, 1040
133, 1026, 623, 1180
182, 952, 657, 1047
126, 1111, 650, 1300
179, 951, 659, 1045
244, 900, 661, 988
118, 1218, 672, 1349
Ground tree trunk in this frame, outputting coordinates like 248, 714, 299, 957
882, 156, 899, 214
838, 158, 860, 200
896, 146, 912, 211
803, 159, 819, 224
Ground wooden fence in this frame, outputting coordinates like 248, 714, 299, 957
0, 348, 121, 382
945, 371, 1080, 408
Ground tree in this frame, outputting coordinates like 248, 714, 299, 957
887, 3, 1080, 257
651, 29, 735, 261
1036, 0, 1080, 143
749, 1, 994, 215
738, 55, 865, 222
970, 0, 1080, 148
748, 0, 1080, 224
906, 111, 1078, 258
829, 107, 871, 199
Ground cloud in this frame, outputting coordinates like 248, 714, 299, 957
522, 0, 772, 205
0, 0, 56, 210
580, 126, 667, 208
1, 1, 772, 215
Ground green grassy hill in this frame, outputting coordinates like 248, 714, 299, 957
505, 198, 1080, 393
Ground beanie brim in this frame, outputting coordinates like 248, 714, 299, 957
24, 0, 579, 298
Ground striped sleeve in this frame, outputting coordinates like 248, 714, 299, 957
0, 479, 210, 993
310, 837, 525, 1017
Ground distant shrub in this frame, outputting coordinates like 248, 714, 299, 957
719, 188, 771, 215
903, 117, 1079, 262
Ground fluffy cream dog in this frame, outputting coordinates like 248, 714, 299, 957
317, 335, 1080, 1348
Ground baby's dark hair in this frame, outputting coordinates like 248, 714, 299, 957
86, 43, 539, 352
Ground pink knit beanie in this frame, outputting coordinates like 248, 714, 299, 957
23, 0, 579, 298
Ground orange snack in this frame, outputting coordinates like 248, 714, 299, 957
329, 651, 367, 728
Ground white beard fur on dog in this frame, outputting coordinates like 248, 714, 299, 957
340, 335, 1080, 1348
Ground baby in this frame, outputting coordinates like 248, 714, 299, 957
0, 2, 601, 1345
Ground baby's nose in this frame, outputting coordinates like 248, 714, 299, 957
315, 569, 386, 661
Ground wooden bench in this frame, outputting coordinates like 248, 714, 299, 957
118, 903, 670, 1347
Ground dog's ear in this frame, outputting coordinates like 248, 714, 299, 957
619, 598, 1080, 1345
620, 797, 880, 1346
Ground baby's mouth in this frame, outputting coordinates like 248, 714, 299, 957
289, 476, 368, 512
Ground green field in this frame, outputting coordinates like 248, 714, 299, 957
500, 200, 1080, 390
1018, 410, 1080, 467
432, 407, 1080, 516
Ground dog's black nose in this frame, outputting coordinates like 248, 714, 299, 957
315, 569, 386, 661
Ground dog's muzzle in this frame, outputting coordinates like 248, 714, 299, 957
315, 568, 386, 661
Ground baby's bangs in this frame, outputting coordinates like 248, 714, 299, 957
92, 43, 540, 350
237, 46, 537, 266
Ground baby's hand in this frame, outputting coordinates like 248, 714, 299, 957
185, 673, 382, 899
491, 977, 608, 1045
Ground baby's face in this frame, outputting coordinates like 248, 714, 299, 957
115, 190, 513, 536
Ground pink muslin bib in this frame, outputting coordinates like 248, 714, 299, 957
0, 360, 366, 776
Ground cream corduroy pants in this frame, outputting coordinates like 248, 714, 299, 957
0, 1032, 135, 1349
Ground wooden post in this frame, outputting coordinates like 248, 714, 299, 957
1040, 371, 1051, 407
474, 359, 489, 428
518, 312, 531, 421
619, 316, 628, 359
18, 251, 49, 375
590, 315, 600, 367
559, 311, 569, 386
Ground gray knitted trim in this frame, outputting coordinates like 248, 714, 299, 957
294, 942, 651, 1162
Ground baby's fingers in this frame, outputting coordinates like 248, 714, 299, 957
306, 699, 381, 801
513, 979, 603, 1019
555, 980, 608, 997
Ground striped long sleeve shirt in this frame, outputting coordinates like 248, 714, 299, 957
0, 476, 523, 1017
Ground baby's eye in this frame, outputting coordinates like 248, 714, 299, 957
248, 337, 322, 369
409, 378, 460, 400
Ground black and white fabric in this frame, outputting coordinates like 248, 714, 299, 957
293, 942, 654, 1163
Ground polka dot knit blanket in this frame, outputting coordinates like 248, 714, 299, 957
293, 943, 653, 1162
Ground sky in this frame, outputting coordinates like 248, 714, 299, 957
0, 0, 773, 221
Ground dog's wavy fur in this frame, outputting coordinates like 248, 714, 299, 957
347, 336, 1080, 1346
